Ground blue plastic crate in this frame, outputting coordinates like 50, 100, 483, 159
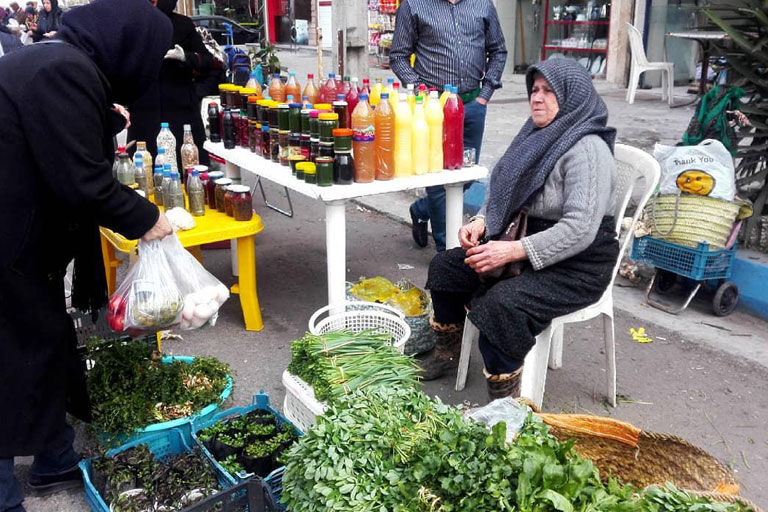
80, 427, 229, 512
100, 355, 234, 447
631, 236, 736, 281
190, 392, 301, 490
263, 467, 286, 511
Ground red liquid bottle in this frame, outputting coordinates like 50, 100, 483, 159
339, 75, 351, 99
321, 73, 338, 104
360, 78, 371, 97
345, 77, 360, 124
442, 86, 464, 169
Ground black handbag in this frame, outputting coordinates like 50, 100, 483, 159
478, 208, 529, 282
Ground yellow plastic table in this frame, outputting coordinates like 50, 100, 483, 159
100, 206, 265, 331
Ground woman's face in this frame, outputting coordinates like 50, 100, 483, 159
43, 0, 51, 12
529, 75, 560, 128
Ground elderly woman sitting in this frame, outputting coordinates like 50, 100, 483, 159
420, 59, 619, 400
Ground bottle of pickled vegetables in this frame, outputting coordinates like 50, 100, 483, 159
133, 153, 148, 195
153, 164, 164, 206
187, 169, 205, 216
156, 122, 178, 173
135, 141, 154, 195
180, 124, 199, 179
167, 171, 186, 210
161, 163, 173, 209
115, 148, 135, 186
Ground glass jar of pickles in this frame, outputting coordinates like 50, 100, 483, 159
277, 104, 290, 131
315, 157, 333, 187
228, 185, 253, 221
318, 112, 339, 143
214, 177, 233, 213
206, 171, 224, 206
288, 103, 302, 133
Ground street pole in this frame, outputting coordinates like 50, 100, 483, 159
331, 0, 369, 80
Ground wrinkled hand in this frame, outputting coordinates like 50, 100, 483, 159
164, 44, 185, 61
459, 218, 486, 250
464, 240, 523, 274
475, 97, 488, 106
142, 210, 174, 242
112, 103, 131, 130
43, 30, 56, 38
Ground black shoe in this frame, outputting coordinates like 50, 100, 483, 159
28, 463, 83, 496
410, 205, 428, 248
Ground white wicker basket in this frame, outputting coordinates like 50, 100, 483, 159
283, 302, 412, 432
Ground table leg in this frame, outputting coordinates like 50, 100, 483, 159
325, 200, 346, 307
444, 183, 464, 250
230, 239, 239, 277
226, 161, 241, 180
100, 233, 118, 295
234, 235, 263, 331
187, 245, 203, 264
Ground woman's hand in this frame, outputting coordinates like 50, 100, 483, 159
465, 240, 526, 274
112, 104, 131, 130
142, 211, 173, 241
459, 217, 486, 250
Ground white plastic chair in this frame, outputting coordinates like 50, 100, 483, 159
454, 144, 661, 408
626, 23, 675, 107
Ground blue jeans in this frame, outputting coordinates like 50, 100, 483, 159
411, 99, 487, 252
0, 423, 79, 512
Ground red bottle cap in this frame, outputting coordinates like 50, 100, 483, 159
308, 73, 314, 79
393, 83, 400, 89
363, 79, 370, 84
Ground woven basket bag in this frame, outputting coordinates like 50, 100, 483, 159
645, 195, 740, 250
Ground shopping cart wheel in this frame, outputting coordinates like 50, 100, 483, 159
712, 282, 739, 317
654, 270, 677, 294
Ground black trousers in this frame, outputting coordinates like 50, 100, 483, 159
426, 218, 618, 374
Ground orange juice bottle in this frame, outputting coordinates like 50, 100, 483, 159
411, 96, 429, 175
268, 73, 286, 103
394, 93, 413, 177
375, 92, 395, 180
370, 78, 383, 108
303, 73, 320, 104
351, 93, 376, 183
426, 90, 444, 173
285, 71, 301, 100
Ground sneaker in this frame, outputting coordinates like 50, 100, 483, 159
27, 463, 83, 496
409, 205, 428, 248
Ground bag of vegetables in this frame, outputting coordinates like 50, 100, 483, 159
107, 235, 229, 334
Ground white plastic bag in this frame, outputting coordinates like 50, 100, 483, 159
465, 397, 530, 443
160, 235, 230, 330
653, 139, 735, 202
106, 234, 229, 334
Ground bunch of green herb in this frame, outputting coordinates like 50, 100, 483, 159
287, 330, 420, 402
86, 340, 231, 444
220, 454, 244, 476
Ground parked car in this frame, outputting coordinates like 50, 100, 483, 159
191, 15, 260, 46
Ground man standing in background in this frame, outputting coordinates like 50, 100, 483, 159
390, 0, 507, 252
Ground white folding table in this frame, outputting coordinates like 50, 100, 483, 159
204, 141, 489, 306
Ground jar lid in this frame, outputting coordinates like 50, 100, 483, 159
333, 128, 353, 137
208, 171, 225, 178
297, 162, 317, 173
241, 88, 259, 94
289, 103, 302, 108
315, 156, 334, 163
215, 178, 233, 185
309, 110, 320, 118
319, 113, 339, 121
314, 103, 332, 111
247, 95, 263, 103
193, 165, 208, 172
288, 154, 306, 161
228, 185, 251, 193
279, 129, 290, 134
278, 104, 290, 109
332, 100, 348, 105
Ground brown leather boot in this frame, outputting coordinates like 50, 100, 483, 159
417, 318, 463, 381
484, 367, 522, 401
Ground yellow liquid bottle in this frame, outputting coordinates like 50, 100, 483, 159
406, 84, 415, 112
411, 96, 429, 175
370, 78, 383, 108
439, 83, 452, 108
389, 84, 400, 111
394, 93, 413, 177
425, 91, 444, 173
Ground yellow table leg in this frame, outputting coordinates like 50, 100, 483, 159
187, 245, 204, 264
234, 235, 263, 331
156, 332, 162, 352
100, 233, 118, 296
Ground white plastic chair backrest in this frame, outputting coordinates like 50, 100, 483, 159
626, 22, 649, 67
608, 144, 661, 286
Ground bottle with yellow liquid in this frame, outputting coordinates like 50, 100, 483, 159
389, 83, 400, 111
405, 83, 415, 111
370, 77, 383, 108
394, 93, 413, 177
425, 90, 444, 173
439, 83, 452, 108
411, 96, 428, 175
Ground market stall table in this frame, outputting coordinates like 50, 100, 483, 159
204, 140, 489, 307
666, 31, 729, 108
100, 206, 265, 331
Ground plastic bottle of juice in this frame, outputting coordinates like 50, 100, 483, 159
303, 73, 320, 104
370, 78, 383, 108
417, 83, 427, 103
351, 93, 376, 183
285, 71, 301, 100
425, 90, 444, 173
322, 73, 338, 103
442, 86, 464, 169
411, 96, 429, 175
384, 77, 394, 98
374, 92, 395, 180
394, 93, 413, 177
268, 73, 286, 103
439, 84, 452, 108
389, 83, 400, 110
405, 83, 415, 112
346, 77, 360, 118
245, 70, 263, 95
339, 75, 351, 98
360, 78, 371, 97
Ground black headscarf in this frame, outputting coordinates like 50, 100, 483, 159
57, 0, 172, 105
36, 0, 60, 35
484, 58, 617, 238
156, 0, 178, 15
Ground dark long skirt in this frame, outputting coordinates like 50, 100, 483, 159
426, 217, 619, 374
